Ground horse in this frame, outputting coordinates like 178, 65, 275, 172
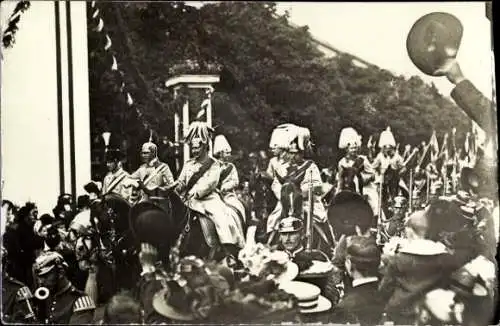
129, 190, 231, 266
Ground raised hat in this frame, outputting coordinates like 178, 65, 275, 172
407, 12, 463, 76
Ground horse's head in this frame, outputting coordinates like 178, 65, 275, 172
280, 181, 303, 219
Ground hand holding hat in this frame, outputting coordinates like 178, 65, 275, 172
407, 12, 463, 76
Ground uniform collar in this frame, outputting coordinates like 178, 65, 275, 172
147, 158, 159, 167
112, 167, 125, 177
53, 282, 72, 297
286, 245, 304, 258
352, 276, 378, 288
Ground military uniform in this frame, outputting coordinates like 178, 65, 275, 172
37, 283, 96, 324
102, 167, 130, 197
132, 158, 175, 198
1, 273, 36, 323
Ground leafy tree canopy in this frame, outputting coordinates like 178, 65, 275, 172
88, 1, 471, 171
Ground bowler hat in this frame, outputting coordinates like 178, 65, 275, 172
407, 12, 463, 76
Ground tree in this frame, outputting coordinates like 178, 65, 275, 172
88, 1, 471, 175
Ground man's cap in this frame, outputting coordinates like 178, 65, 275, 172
34, 251, 68, 276
278, 217, 303, 233
393, 195, 408, 208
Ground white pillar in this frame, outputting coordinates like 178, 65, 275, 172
173, 86, 181, 171
1, 1, 91, 214
182, 100, 190, 162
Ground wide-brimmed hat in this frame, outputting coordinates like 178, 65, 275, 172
407, 12, 463, 76
279, 281, 331, 314
153, 285, 195, 321
328, 191, 375, 237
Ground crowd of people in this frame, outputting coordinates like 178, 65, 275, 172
1, 116, 498, 325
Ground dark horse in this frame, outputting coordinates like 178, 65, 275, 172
129, 191, 228, 267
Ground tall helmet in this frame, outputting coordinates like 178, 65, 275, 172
269, 124, 298, 150
378, 127, 396, 148
184, 121, 214, 147
213, 135, 232, 156
289, 126, 312, 153
142, 131, 158, 156
338, 127, 362, 149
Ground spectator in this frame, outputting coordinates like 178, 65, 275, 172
99, 290, 143, 324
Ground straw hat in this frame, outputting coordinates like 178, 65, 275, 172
279, 281, 331, 314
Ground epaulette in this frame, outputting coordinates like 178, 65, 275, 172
15, 286, 33, 301
73, 295, 96, 312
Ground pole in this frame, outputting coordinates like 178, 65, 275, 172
409, 169, 413, 213
306, 170, 314, 251
182, 100, 190, 163
173, 87, 181, 172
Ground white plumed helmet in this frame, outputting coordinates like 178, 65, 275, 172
378, 126, 396, 148
338, 127, 362, 149
269, 124, 298, 150
213, 134, 232, 155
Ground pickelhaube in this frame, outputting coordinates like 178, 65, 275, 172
34, 251, 68, 276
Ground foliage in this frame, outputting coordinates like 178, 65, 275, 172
88, 1, 471, 171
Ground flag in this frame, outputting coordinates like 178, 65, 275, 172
104, 34, 112, 51
111, 56, 118, 71
402, 144, 411, 160
439, 133, 449, 161
429, 131, 439, 160
367, 135, 373, 149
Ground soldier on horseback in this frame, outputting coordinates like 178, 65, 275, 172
131, 136, 175, 200
213, 134, 247, 229
266, 124, 335, 251
335, 127, 375, 196
174, 122, 245, 259
101, 149, 130, 197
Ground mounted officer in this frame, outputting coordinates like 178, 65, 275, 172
132, 136, 175, 200
267, 124, 334, 250
213, 134, 247, 229
101, 148, 129, 197
336, 127, 375, 195
175, 121, 245, 258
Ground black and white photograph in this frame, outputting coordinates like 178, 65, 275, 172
0, 1, 497, 324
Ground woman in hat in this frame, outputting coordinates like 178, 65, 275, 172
213, 134, 247, 230
175, 122, 245, 257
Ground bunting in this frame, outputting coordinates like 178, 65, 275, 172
88, 2, 152, 133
